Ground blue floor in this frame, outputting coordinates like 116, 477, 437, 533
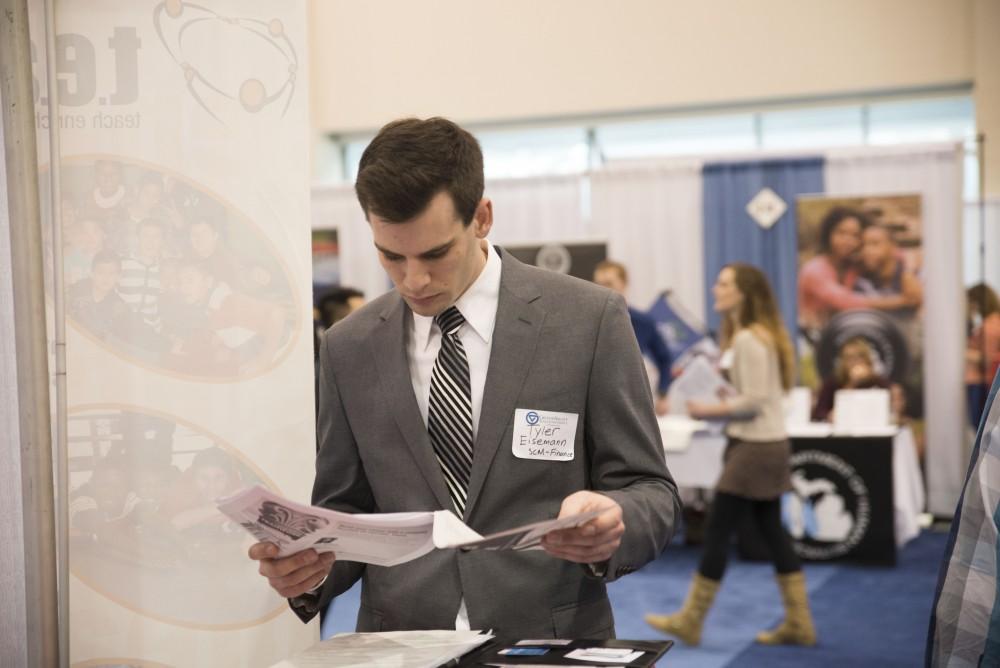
322, 530, 948, 667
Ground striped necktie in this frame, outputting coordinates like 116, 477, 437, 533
428, 306, 474, 515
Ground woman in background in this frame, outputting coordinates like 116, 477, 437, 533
965, 283, 1000, 427
645, 263, 816, 647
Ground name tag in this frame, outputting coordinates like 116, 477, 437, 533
512, 409, 578, 461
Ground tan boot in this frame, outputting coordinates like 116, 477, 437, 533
756, 571, 817, 646
644, 573, 721, 646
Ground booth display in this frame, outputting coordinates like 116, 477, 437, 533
661, 419, 925, 564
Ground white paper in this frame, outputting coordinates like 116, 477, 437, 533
218, 486, 601, 565
271, 630, 492, 668
512, 409, 578, 461
669, 356, 734, 415
515, 639, 574, 646
784, 387, 813, 425
658, 415, 710, 452
832, 388, 894, 435
564, 647, 644, 663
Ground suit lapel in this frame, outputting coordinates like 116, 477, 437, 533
464, 251, 544, 520
369, 295, 453, 511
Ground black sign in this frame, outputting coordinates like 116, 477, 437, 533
738, 435, 895, 565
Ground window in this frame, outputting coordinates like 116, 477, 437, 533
760, 105, 864, 149
596, 113, 756, 160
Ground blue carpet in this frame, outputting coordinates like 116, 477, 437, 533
322, 530, 948, 667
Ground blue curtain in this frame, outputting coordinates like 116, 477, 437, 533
702, 157, 824, 333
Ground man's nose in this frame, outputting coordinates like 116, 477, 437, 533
402, 262, 431, 293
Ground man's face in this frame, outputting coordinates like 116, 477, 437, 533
593, 267, 626, 296
370, 191, 492, 317
92, 261, 120, 295
861, 227, 893, 271
189, 222, 218, 259
137, 224, 164, 260
95, 162, 122, 195
178, 265, 212, 304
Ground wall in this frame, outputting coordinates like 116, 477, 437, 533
310, 0, 973, 131
309, 0, 1000, 195
974, 0, 1000, 196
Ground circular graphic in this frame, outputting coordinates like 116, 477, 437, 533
534, 244, 572, 274
49, 156, 300, 383
815, 309, 910, 383
784, 450, 871, 560
154, 2, 298, 121
67, 404, 286, 629
525, 411, 540, 426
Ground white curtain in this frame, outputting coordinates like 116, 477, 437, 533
484, 174, 586, 246
825, 143, 966, 516
590, 159, 706, 321
312, 184, 389, 301
964, 197, 1000, 289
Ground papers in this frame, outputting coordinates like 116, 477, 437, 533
657, 415, 709, 452
832, 389, 896, 436
271, 629, 492, 668
218, 485, 601, 566
564, 647, 644, 663
668, 356, 734, 414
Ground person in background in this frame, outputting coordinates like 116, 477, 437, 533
593, 260, 672, 415
313, 286, 366, 416
646, 263, 816, 647
965, 282, 1000, 427
119, 218, 166, 334
811, 336, 904, 423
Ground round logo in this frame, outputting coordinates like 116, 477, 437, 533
783, 450, 871, 560
525, 411, 540, 426
534, 244, 572, 274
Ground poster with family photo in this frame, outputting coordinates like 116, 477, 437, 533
796, 194, 924, 430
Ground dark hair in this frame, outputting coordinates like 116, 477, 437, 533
355, 117, 484, 225
818, 206, 870, 254
968, 283, 1000, 317
720, 263, 795, 390
317, 286, 364, 328
91, 250, 121, 271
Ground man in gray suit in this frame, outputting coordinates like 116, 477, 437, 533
249, 118, 680, 638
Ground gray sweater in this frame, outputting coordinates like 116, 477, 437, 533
723, 329, 787, 442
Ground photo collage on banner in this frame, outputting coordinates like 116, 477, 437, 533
797, 195, 925, 448
29, 1, 315, 666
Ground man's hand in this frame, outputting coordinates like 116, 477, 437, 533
248, 542, 335, 599
541, 491, 624, 564
654, 395, 670, 416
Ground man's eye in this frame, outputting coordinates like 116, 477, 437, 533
383, 253, 403, 262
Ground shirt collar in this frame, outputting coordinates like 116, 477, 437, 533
412, 242, 502, 351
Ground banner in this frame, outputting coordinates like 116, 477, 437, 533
30, 2, 315, 665
796, 194, 925, 430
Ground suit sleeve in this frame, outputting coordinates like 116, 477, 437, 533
288, 330, 372, 623
586, 292, 681, 581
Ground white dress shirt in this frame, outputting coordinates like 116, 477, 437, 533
406, 240, 501, 630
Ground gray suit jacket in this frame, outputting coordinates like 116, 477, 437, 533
300, 248, 680, 638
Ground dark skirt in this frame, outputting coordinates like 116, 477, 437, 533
715, 437, 792, 500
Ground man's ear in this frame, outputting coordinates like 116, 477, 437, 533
472, 198, 493, 239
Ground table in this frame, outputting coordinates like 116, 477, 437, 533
660, 419, 925, 563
